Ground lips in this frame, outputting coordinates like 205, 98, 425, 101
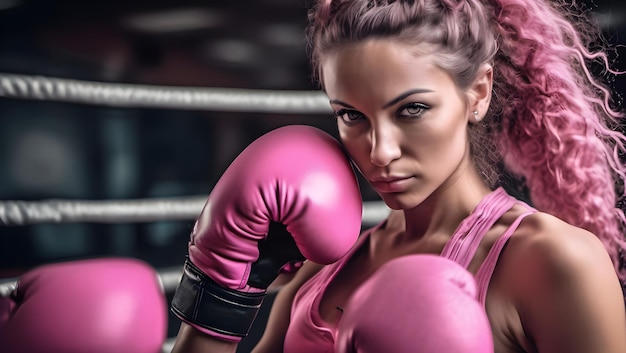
369, 176, 414, 193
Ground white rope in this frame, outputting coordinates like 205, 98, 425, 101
0, 197, 389, 226
0, 196, 207, 225
0, 73, 332, 114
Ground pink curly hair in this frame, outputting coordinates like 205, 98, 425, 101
307, 0, 626, 279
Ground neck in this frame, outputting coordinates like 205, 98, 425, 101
402, 172, 491, 242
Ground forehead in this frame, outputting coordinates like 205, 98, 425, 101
321, 39, 457, 97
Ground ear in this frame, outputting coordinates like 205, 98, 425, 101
466, 63, 493, 123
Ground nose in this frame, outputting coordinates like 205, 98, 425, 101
370, 124, 401, 167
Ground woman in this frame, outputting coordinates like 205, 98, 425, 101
171, 0, 626, 352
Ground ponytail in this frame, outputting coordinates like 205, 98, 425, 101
488, 0, 626, 279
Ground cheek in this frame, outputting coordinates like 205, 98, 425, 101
338, 127, 370, 164
416, 119, 470, 170
420, 106, 469, 148
418, 128, 458, 152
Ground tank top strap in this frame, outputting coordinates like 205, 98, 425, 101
475, 210, 535, 305
440, 187, 517, 268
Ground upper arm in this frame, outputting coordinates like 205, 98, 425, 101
517, 220, 626, 353
171, 322, 239, 353
251, 261, 324, 353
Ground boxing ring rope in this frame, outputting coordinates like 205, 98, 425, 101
0, 73, 332, 114
0, 198, 390, 227
0, 73, 390, 352
0, 196, 209, 225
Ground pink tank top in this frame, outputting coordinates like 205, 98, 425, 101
283, 187, 536, 353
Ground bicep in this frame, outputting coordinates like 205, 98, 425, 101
251, 261, 324, 353
521, 231, 626, 353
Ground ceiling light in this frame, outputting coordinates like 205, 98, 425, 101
204, 39, 260, 65
123, 8, 225, 33
259, 24, 305, 47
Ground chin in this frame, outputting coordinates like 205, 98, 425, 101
379, 193, 424, 211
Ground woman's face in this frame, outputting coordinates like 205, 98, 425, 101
321, 39, 474, 210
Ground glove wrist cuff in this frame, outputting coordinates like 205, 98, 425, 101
171, 258, 265, 338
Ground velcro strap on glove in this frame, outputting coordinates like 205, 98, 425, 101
170, 258, 265, 338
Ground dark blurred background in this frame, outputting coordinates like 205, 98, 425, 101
0, 0, 625, 347
0, 0, 335, 273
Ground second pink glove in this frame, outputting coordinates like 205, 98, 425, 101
335, 255, 494, 353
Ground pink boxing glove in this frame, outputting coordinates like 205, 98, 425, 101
335, 255, 494, 353
0, 258, 167, 353
171, 125, 362, 341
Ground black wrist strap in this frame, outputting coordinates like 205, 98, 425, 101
170, 258, 266, 338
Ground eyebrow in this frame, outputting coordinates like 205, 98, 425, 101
382, 89, 433, 108
328, 99, 355, 109
329, 88, 433, 110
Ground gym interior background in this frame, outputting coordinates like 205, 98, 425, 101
0, 0, 625, 349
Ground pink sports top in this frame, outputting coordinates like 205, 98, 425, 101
283, 187, 536, 353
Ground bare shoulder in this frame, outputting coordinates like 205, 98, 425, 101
500, 211, 626, 352
502, 211, 620, 300
512, 212, 614, 275
507, 211, 614, 282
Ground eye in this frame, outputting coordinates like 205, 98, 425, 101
398, 102, 430, 118
335, 109, 366, 126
